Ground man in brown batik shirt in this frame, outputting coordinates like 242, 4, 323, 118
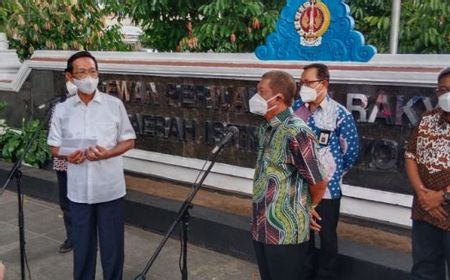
405, 67, 450, 280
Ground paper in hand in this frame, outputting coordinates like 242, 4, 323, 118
59, 138, 97, 156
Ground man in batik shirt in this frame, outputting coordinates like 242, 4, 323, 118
293, 63, 359, 280
405, 67, 450, 280
250, 70, 327, 280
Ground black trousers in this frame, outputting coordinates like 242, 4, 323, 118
305, 198, 341, 280
412, 220, 450, 280
253, 240, 308, 280
56, 171, 72, 243
70, 197, 124, 280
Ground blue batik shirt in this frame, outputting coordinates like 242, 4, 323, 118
293, 96, 359, 199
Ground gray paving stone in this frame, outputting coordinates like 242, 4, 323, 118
0, 191, 258, 280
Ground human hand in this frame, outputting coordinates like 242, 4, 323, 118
427, 205, 448, 221
0, 260, 5, 280
85, 145, 110, 161
67, 150, 85, 164
310, 208, 322, 232
418, 186, 445, 211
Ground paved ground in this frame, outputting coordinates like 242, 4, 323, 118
0, 190, 259, 280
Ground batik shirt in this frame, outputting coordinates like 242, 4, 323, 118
50, 103, 68, 172
405, 108, 450, 231
252, 108, 325, 245
293, 96, 359, 199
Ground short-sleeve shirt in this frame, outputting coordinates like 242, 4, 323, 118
293, 96, 359, 199
405, 108, 450, 231
51, 99, 69, 172
252, 108, 325, 245
47, 91, 136, 204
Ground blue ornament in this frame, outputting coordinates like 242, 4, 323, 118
255, 0, 376, 62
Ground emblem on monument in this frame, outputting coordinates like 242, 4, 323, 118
294, 0, 331, 47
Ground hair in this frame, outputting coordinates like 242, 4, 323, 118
261, 71, 296, 106
438, 67, 450, 83
65, 51, 98, 73
303, 63, 330, 82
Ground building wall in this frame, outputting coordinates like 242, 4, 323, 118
1, 51, 448, 226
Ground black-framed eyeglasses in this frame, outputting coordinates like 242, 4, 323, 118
298, 79, 323, 88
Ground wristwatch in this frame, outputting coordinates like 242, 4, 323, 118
443, 188, 450, 202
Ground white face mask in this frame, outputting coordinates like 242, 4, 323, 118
438, 91, 450, 112
72, 77, 98, 95
249, 93, 278, 116
299, 85, 318, 103
66, 81, 78, 95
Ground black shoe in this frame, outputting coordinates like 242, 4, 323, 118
59, 240, 73, 253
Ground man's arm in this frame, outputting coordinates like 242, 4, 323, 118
340, 113, 359, 172
405, 158, 447, 220
49, 146, 60, 158
49, 146, 86, 164
86, 139, 135, 161
309, 179, 328, 207
289, 130, 328, 204
404, 123, 447, 221
405, 158, 425, 195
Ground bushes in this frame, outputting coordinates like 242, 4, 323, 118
0, 103, 51, 167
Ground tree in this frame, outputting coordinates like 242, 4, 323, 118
129, 0, 283, 52
0, 0, 18, 33
130, 0, 450, 54
347, 0, 450, 53
5, 0, 130, 60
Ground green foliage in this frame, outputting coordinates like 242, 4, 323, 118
0, 101, 7, 132
0, 119, 51, 167
0, 0, 15, 33
5, 0, 130, 60
129, 0, 283, 52
130, 0, 450, 54
0, 10, 6, 33
0, 101, 6, 112
349, 0, 450, 53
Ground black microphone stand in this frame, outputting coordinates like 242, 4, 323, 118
0, 105, 54, 280
134, 144, 225, 280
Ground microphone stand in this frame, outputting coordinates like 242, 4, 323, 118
0, 105, 54, 280
134, 144, 224, 280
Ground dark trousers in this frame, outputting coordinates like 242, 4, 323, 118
56, 171, 72, 243
70, 198, 124, 280
305, 198, 341, 280
412, 220, 450, 280
253, 240, 308, 280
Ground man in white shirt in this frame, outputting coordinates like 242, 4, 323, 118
47, 51, 136, 280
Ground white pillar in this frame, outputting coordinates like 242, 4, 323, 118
389, 0, 401, 54
0, 33, 9, 51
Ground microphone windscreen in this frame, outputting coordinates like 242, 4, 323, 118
227, 126, 239, 135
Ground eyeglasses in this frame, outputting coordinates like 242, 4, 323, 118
436, 87, 450, 95
299, 79, 323, 88
72, 69, 98, 79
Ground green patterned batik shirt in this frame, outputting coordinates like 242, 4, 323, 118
251, 108, 325, 245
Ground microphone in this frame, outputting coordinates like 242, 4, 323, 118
37, 94, 73, 110
211, 126, 239, 154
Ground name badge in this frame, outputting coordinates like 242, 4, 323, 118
319, 130, 331, 146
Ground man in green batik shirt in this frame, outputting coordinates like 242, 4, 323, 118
249, 71, 328, 280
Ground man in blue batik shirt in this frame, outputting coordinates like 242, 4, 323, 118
293, 63, 359, 280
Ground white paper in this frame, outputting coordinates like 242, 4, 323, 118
59, 138, 97, 156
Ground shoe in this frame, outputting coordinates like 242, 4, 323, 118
59, 240, 73, 253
